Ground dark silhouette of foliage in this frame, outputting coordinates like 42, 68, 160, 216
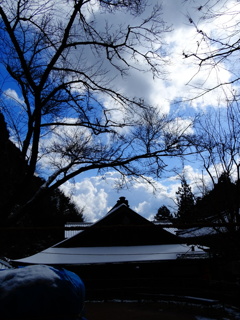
0, 0, 194, 222
176, 177, 195, 223
154, 205, 172, 222
177, 172, 240, 258
194, 172, 239, 224
0, 112, 84, 258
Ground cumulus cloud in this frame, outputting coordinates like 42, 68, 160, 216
88, 0, 237, 113
60, 171, 179, 222
4, 0, 238, 222
44, 1, 238, 119
60, 162, 219, 223
52, 1, 240, 221
161, 0, 237, 108
54, 0, 237, 221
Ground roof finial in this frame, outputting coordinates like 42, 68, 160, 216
117, 196, 129, 207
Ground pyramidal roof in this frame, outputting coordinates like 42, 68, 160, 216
13, 198, 206, 267
92, 196, 153, 227
55, 197, 181, 248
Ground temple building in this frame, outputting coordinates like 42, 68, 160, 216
14, 197, 210, 299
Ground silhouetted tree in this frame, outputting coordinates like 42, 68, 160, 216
189, 172, 240, 258
195, 172, 239, 225
193, 104, 240, 187
184, 1, 240, 103
0, 0, 193, 222
176, 177, 195, 223
0, 112, 84, 224
154, 205, 172, 222
0, 113, 84, 258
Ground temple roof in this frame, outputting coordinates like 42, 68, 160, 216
13, 198, 208, 266
55, 197, 181, 248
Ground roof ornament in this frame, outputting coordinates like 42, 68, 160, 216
116, 196, 129, 207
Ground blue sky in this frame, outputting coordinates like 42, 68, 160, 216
1, 0, 238, 222
59, 0, 237, 222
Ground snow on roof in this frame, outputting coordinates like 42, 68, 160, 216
107, 196, 129, 214
163, 227, 178, 235
106, 202, 128, 215
177, 226, 227, 238
0, 258, 12, 270
14, 244, 206, 266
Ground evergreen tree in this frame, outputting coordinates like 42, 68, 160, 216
189, 172, 240, 258
176, 177, 195, 223
194, 172, 239, 223
0, 112, 85, 258
154, 205, 172, 222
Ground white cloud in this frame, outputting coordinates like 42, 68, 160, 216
164, 27, 232, 109
3, 89, 24, 105
60, 171, 179, 222
54, 1, 240, 216
59, 162, 221, 223
89, 0, 238, 113
38, 118, 93, 171
165, 117, 194, 135
133, 0, 235, 111
61, 178, 108, 222
4, 0, 239, 223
